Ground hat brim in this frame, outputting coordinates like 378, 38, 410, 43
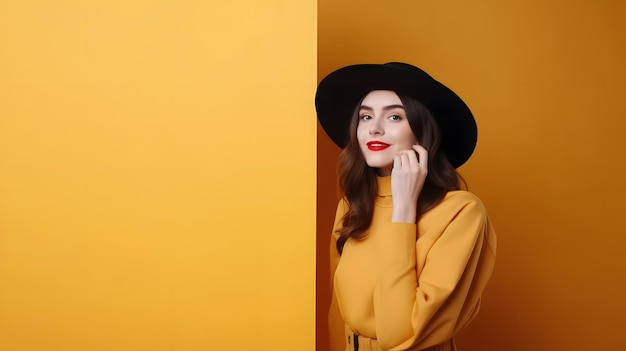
315, 63, 477, 168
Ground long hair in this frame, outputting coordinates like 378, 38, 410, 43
336, 92, 462, 254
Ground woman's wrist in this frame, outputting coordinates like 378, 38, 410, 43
391, 206, 417, 223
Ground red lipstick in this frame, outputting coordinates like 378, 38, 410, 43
367, 141, 390, 151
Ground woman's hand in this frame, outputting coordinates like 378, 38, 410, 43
390, 144, 428, 223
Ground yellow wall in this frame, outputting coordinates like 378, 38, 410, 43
0, 1, 316, 350
317, 0, 626, 350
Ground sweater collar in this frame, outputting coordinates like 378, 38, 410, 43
376, 176, 392, 197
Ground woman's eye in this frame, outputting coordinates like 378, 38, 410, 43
389, 114, 401, 121
361, 115, 372, 121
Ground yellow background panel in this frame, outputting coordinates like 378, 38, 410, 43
0, 1, 316, 350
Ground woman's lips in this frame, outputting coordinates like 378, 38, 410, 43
367, 141, 390, 151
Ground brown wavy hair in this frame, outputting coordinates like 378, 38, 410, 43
336, 92, 462, 254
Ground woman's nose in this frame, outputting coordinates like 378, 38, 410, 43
369, 119, 384, 135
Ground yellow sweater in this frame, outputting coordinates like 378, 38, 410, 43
329, 176, 497, 351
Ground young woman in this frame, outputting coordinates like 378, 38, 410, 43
315, 62, 497, 351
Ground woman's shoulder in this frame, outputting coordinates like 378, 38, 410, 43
443, 190, 485, 205
335, 197, 349, 214
429, 190, 488, 217
418, 190, 492, 241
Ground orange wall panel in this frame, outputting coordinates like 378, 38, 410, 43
317, 1, 626, 350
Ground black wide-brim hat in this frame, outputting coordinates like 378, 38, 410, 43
315, 62, 477, 168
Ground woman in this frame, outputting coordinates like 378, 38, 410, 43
315, 62, 497, 351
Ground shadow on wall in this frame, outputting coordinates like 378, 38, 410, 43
316, 121, 340, 351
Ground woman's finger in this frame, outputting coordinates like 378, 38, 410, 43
395, 149, 420, 171
412, 144, 429, 171
393, 154, 401, 169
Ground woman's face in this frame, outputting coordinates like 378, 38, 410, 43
356, 90, 417, 176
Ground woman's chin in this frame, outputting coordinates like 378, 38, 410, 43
366, 163, 392, 176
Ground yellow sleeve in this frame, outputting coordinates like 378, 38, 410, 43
328, 199, 348, 351
375, 193, 497, 351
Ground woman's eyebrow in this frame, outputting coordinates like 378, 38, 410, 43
359, 104, 405, 111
